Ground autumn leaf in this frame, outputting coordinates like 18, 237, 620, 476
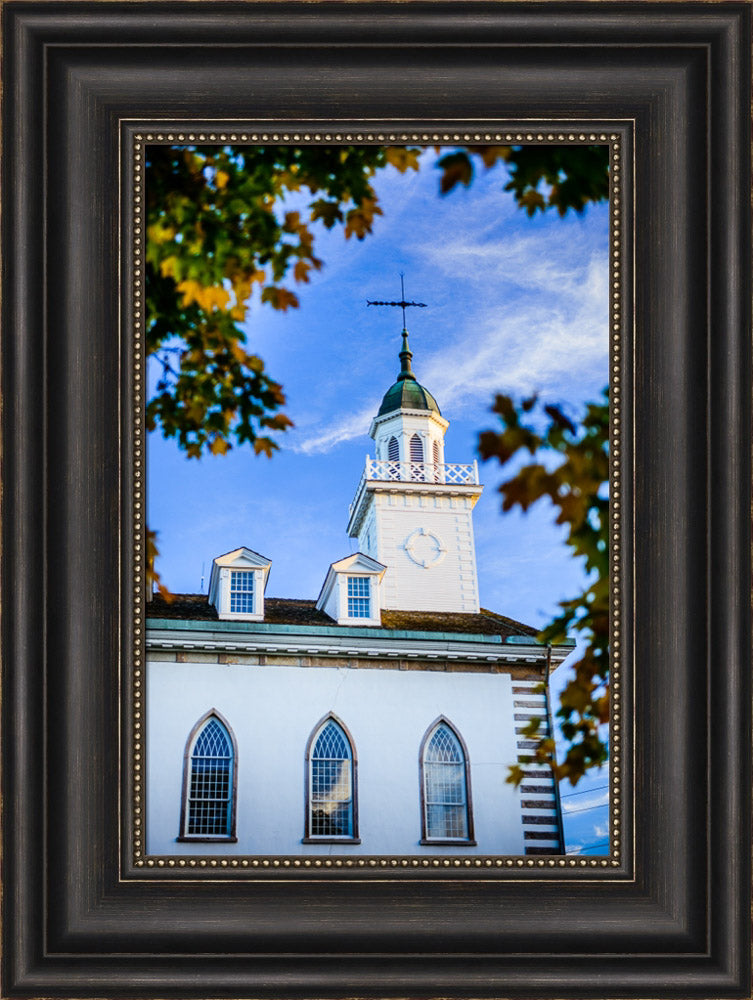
210, 436, 230, 455
384, 146, 421, 172
437, 151, 473, 194
146, 529, 174, 602
253, 436, 278, 458
481, 388, 610, 786
310, 199, 344, 228
344, 198, 383, 240
294, 259, 312, 283
261, 286, 299, 311
519, 188, 547, 216
159, 255, 179, 279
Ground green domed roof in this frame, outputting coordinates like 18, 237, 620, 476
377, 328, 441, 417
378, 378, 441, 416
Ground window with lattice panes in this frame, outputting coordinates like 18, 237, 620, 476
308, 719, 355, 838
422, 721, 471, 841
347, 575, 370, 618
229, 569, 254, 614
184, 716, 235, 838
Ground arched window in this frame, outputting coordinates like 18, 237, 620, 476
432, 439, 442, 481
410, 433, 424, 481
420, 718, 473, 843
304, 715, 358, 841
179, 711, 237, 841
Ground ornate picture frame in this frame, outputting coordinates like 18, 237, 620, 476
2, 4, 750, 998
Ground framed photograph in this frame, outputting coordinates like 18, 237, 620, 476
3, 4, 750, 998
144, 138, 610, 864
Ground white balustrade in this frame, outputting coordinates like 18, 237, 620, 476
349, 457, 479, 517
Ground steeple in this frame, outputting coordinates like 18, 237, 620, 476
346, 284, 483, 614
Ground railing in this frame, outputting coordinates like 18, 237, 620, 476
364, 457, 478, 485
349, 457, 479, 519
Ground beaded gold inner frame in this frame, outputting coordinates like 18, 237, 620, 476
129, 122, 631, 878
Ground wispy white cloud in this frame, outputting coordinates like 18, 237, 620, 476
291, 221, 608, 454
420, 241, 607, 413
290, 400, 380, 455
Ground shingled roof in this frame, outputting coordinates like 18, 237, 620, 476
146, 593, 538, 639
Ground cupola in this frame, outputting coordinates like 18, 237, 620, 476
377, 329, 441, 417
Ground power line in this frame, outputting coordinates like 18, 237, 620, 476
560, 783, 609, 798
562, 802, 609, 816
566, 841, 610, 855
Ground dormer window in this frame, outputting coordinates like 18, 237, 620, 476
346, 577, 370, 618
229, 570, 254, 614
208, 547, 272, 621
316, 552, 386, 626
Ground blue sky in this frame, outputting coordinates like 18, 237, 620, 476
148, 147, 610, 854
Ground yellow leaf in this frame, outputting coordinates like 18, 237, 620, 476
230, 342, 250, 364
147, 222, 176, 245
159, 256, 179, 279
384, 146, 421, 172
176, 278, 203, 307
253, 437, 278, 458
176, 279, 230, 313
478, 145, 511, 169
200, 285, 230, 312
215, 169, 230, 189
210, 436, 230, 455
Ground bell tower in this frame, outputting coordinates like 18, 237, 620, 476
346, 323, 483, 613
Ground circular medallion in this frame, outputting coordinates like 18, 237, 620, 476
404, 527, 447, 569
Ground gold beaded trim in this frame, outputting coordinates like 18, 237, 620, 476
130, 125, 628, 876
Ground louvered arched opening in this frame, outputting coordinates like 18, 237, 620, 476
409, 433, 425, 481
387, 435, 400, 479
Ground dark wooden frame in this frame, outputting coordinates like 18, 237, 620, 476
418, 715, 476, 847
2, 3, 751, 998
302, 712, 361, 844
177, 708, 239, 844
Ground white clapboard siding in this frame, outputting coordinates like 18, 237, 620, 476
512, 680, 563, 855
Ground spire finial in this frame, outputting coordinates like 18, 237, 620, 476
366, 273, 427, 382
398, 326, 414, 381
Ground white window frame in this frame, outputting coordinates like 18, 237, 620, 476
346, 575, 371, 618
217, 566, 263, 620
303, 715, 360, 843
419, 718, 475, 845
179, 710, 238, 843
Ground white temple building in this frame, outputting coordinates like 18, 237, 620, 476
146, 325, 571, 857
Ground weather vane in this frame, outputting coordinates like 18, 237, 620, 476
367, 272, 427, 328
